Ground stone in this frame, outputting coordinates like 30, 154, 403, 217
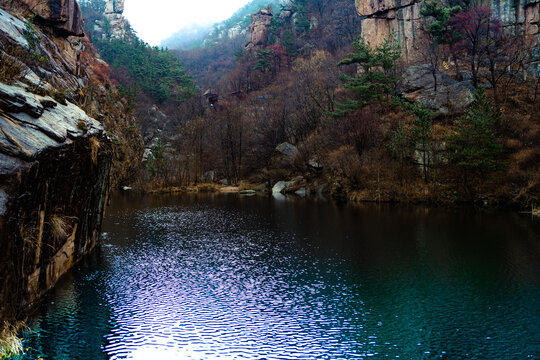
272, 181, 287, 193
0, 189, 7, 216
356, 0, 540, 61
308, 158, 323, 170
0, 83, 44, 118
247, 5, 273, 47
398, 64, 475, 116
20, 0, 84, 36
0, 85, 111, 323
273, 142, 298, 166
295, 187, 309, 197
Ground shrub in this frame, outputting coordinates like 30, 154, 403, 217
0, 321, 24, 357
0, 53, 24, 84
88, 137, 101, 165
48, 215, 72, 241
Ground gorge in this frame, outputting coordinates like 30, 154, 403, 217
0, 0, 539, 358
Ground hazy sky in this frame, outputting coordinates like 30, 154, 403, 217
123, 0, 252, 45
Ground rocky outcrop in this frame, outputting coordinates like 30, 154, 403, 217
102, 0, 129, 39
89, 0, 129, 39
0, 0, 117, 325
398, 64, 475, 116
246, 5, 273, 48
355, 0, 540, 62
2, 0, 84, 36
0, 7, 85, 91
0, 84, 111, 321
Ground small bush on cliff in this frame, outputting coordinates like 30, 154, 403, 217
0, 53, 24, 84
23, 16, 47, 66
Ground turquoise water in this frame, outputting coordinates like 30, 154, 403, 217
19, 194, 540, 359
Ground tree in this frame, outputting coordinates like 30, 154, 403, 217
450, 7, 496, 88
447, 87, 504, 195
333, 36, 401, 117
410, 103, 434, 183
420, 1, 462, 89
389, 123, 410, 185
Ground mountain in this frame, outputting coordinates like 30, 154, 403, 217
161, 0, 284, 50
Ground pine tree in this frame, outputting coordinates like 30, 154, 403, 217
332, 36, 401, 117
447, 87, 504, 192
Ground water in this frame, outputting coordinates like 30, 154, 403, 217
18, 194, 540, 359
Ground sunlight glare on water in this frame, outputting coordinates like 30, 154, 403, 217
19, 194, 540, 360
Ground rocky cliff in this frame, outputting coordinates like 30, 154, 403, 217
356, 0, 540, 62
0, 0, 122, 327
92, 0, 130, 39
246, 5, 274, 48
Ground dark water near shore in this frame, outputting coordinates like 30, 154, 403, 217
18, 194, 540, 359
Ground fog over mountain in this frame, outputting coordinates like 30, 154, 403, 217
123, 0, 253, 45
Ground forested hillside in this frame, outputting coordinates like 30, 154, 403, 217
78, 0, 540, 208
79, 0, 196, 106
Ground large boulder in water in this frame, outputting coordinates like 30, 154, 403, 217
398, 64, 475, 116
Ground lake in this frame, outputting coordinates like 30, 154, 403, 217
18, 193, 540, 359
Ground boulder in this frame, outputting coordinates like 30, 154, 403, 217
295, 187, 309, 197
398, 64, 475, 116
273, 142, 298, 166
308, 158, 323, 170
272, 181, 287, 193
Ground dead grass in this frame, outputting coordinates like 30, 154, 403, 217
195, 183, 220, 193
0, 53, 25, 85
20, 223, 38, 248
0, 321, 25, 358
48, 214, 72, 241
88, 137, 101, 165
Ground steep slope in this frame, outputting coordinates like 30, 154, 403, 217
0, 0, 142, 343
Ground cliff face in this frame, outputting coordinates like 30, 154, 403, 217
0, 0, 116, 322
91, 0, 129, 39
356, 0, 540, 62
246, 5, 274, 48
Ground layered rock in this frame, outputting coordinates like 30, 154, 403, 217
0, 0, 115, 323
2, 0, 84, 36
398, 64, 475, 116
246, 5, 274, 48
355, 0, 540, 62
102, 0, 129, 39
0, 84, 111, 316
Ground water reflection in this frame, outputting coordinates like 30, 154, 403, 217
19, 194, 540, 359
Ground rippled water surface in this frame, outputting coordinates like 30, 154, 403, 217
20, 194, 540, 359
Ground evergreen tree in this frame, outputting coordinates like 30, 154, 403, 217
333, 36, 401, 117
410, 103, 434, 183
447, 87, 504, 192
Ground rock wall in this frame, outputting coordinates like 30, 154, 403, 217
355, 0, 540, 62
1, 0, 84, 36
0, 1, 113, 322
0, 84, 111, 318
246, 5, 274, 48
96, 0, 129, 39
